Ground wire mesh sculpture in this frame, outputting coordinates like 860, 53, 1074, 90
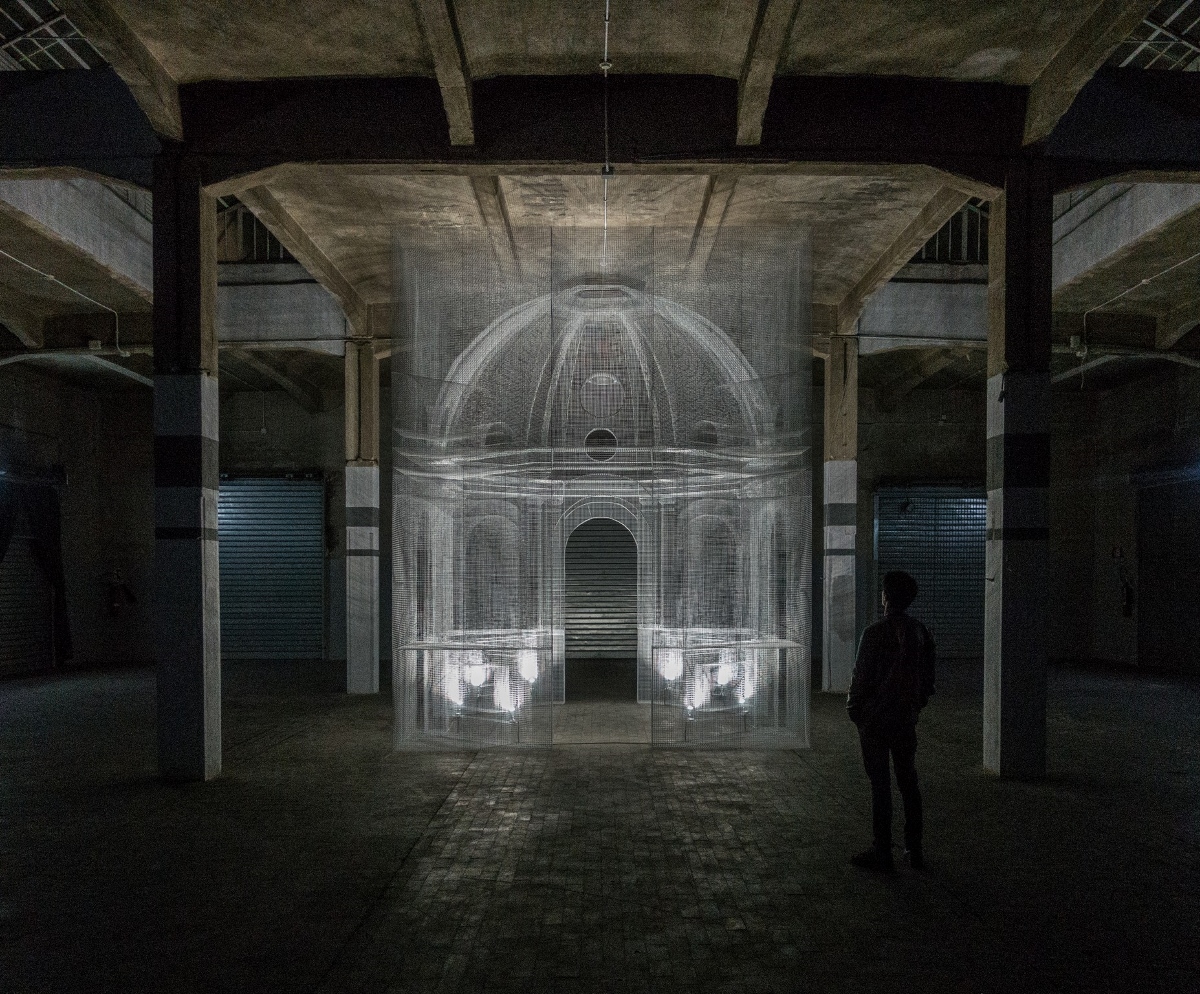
392, 227, 813, 748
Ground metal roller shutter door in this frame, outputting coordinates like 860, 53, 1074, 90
0, 534, 54, 676
218, 477, 325, 660
565, 518, 637, 658
874, 486, 986, 657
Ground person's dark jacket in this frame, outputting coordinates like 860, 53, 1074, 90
846, 612, 935, 732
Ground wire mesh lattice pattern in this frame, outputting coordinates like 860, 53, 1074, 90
874, 487, 986, 657
392, 227, 812, 748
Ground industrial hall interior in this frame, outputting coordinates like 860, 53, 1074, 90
2, 1, 1199, 991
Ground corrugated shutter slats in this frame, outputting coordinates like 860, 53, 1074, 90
218, 478, 324, 660
566, 518, 637, 658
875, 487, 986, 657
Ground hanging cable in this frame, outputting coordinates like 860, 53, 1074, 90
600, 0, 613, 272
0, 245, 129, 356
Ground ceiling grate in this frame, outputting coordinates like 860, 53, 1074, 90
1108, 0, 1200, 70
0, 0, 105, 70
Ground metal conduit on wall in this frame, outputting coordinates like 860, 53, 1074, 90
565, 517, 638, 659
218, 476, 325, 660
874, 486, 986, 657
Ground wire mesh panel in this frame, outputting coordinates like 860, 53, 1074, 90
874, 487, 986, 657
392, 225, 812, 749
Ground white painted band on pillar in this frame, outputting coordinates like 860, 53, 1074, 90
823, 459, 857, 504
345, 464, 381, 695
822, 458, 857, 694
154, 371, 221, 782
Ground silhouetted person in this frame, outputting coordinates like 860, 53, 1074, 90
846, 570, 936, 871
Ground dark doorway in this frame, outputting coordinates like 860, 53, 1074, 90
1138, 480, 1200, 674
565, 517, 637, 701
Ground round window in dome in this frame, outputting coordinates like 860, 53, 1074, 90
579, 372, 626, 418
584, 428, 618, 461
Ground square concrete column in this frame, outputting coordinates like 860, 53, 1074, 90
985, 159, 1052, 778
823, 336, 858, 693
345, 338, 380, 694
153, 150, 221, 781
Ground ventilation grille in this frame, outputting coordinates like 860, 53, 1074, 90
875, 487, 986, 657
565, 518, 637, 658
218, 477, 325, 660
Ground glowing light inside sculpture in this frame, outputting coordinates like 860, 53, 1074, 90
391, 227, 813, 748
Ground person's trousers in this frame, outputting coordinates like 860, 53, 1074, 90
858, 722, 922, 853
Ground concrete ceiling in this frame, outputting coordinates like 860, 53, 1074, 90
0, 204, 149, 347
258, 167, 948, 308
105, 0, 1105, 85
1054, 202, 1200, 331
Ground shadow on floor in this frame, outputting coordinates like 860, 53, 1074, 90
564, 656, 637, 701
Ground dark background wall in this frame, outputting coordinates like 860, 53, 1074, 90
0, 365, 154, 667
1052, 364, 1200, 673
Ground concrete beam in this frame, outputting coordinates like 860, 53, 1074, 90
236, 186, 368, 336
1053, 183, 1200, 291
687, 175, 737, 274
180, 75, 1029, 192
217, 277, 347, 357
1158, 297, 1200, 350
411, 0, 474, 146
0, 300, 44, 349
226, 348, 323, 413
0, 177, 153, 297
86, 353, 152, 387
53, 0, 181, 139
836, 187, 968, 334
858, 280, 988, 354
470, 175, 519, 278
878, 347, 972, 409
736, 0, 801, 146
1024, 1, 1158, 145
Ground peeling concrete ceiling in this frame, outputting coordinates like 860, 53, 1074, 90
104, 0, 1104, 86
262, 167, 946, 307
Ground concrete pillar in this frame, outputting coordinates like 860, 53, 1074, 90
823, 335, 858, 693
152, 150, 221, 781
345, 338, 380, 694
984, 159, 1052, 778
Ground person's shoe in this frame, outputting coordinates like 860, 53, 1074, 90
906, 845, 924, 870
851, 847, 895, 872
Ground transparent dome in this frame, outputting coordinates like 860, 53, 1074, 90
434, 282, 770, 455
392, 228, 813, 750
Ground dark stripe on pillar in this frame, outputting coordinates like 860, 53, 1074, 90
154, 436, 219, 488
155, 526, 220, 541
986, 433, 1050, 490
346, 507, 380, 527
823, 503, 857, 526
346, 548, 381, 557
986, 527, 1049, 542
824, 548, 857, 556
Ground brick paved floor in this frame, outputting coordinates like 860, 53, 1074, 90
0, 660, 1197, 993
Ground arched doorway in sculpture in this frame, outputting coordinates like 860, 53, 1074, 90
564, 517, 637, 702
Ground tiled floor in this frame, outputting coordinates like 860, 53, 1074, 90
1, 659, 1197, 993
